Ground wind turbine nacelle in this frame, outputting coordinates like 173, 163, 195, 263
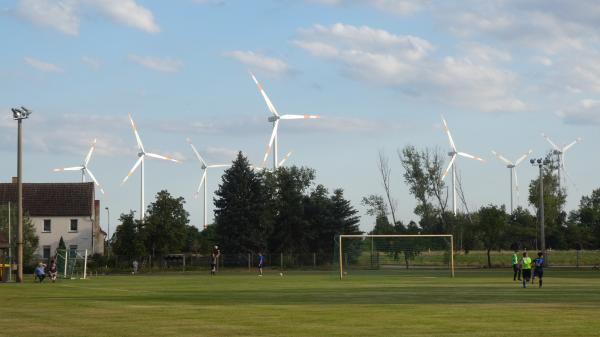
268, 116, 278, 122
552, 150, 561, 155
448, 151, 455, 156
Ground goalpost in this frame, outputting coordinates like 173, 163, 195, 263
56, 249, 88, 279
336, 234, 454, 279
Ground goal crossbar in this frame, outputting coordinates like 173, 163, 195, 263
337, 234, 454, 279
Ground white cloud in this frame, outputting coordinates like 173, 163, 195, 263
87, 0, 160, 34
16, 0, 159, 35
308, 0, 427, 16
224, 51, 291, 76
295, 23, 524, 112
557, 99, 600, 125
18, 0, 79, 35
24, 57, 64, 73
81, 56, 102, 69
128, 54, 183, 73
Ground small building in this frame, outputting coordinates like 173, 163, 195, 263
0, 179, 104, 259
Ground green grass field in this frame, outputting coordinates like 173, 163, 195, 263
1, 269, 599, 337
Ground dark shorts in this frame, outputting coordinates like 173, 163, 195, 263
258, 264, 263, 268
522, 269, 532, 279
533, 268, 543, 278
512, 264, 520, 272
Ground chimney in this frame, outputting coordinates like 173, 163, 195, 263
11, 177, 17, 184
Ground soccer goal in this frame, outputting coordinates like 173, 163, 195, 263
56, 248, 88, 279
336, 234, 454, 279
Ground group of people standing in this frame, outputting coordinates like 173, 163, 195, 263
33, 258, 58, 283
512, 250, 544, 288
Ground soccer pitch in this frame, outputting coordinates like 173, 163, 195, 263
1, 270, 599, 337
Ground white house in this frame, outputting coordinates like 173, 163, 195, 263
0, 179, 105, 259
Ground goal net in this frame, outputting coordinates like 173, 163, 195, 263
335, 234, 454, 279
55, 248, 89, 279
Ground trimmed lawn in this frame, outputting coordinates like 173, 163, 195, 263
1, 269, 599, 337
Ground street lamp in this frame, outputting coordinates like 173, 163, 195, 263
11, 106, 31, 283
530, 157, 551, 258
105, 207, 110, 257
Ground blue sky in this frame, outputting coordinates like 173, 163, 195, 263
1, 0, 599, 234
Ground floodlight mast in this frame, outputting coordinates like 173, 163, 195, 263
11, 107, 31, 283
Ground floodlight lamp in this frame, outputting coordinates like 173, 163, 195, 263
537, 159, 542, 164
530, 159, 535, 164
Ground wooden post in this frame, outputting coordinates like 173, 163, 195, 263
313, 252, 316, 268
248, 253, 251, 272
280, 252, 283, 270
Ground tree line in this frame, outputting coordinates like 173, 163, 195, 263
111, 152, 362, 263
362, 146, 600, 267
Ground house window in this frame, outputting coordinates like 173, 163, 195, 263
43, 219, 51, 232
70, 219, 78, 232
69, 245, 77, 258
43, 246, 51, 259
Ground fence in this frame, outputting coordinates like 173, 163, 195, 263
70, 249, 600, 275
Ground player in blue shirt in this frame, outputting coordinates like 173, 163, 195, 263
533, 251, 544, 288
257, 252, 264, 277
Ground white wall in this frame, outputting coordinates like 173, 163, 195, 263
32, 216, 95, 257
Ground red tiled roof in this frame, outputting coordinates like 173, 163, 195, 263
0, 182, 94, 217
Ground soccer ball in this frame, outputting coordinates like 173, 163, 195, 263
279, 272, 283, 277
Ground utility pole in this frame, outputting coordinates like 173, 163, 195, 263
530, 157, 550, 258
11, 107, 31, 283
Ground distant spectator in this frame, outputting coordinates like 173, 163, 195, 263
257, 252, 264, 277
132, 260, 139, 275
48, 259, 58, 283
34, 262, 46, 283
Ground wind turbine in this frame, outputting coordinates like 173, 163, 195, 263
53, 138, 105, 194
541, 133, 582, 191
249, 72, 320, 169
250, 151, 293, 173
491, 149, 532, 213
121, 114, 180, 221
187, 139, 231, 229
440, 115, 485, 215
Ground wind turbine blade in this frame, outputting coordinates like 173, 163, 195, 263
128, 113, 145, 152
186, 138, 207, 167
208, 164, 230, 168
86, 169, 105, 195
514, 149, 532, 166
541, 133, 560, 151
562, 137, 582, 152
121, 156, 143, 185
53, 166, 85, 172
84, 138, 97, 166
278, 151, 292, 166
491, 150, 512, 165
280, 114, 320, 120
250, 72, 279, 117
561, 163, 580, 192
457, 152, 485, 162
262, 120, 279, 166
146, 152, 180, 163
441, 115, 457, 151
441, 155, 456, 181
194, 171, 207, 198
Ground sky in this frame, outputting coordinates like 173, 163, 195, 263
1, 0, 600, 235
